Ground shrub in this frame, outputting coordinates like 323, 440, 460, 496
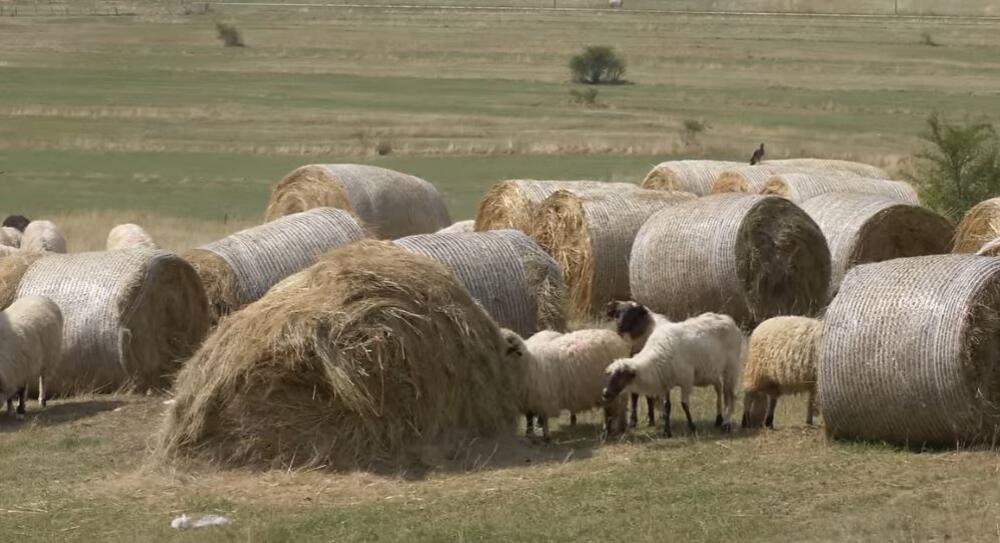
906, 113, 1000, 221
681, 119, 710, 146
569, 46, 626, 85
375, 140, 393, 156
216, 22, 244, 47
569, 87, 600, 107
920, 32, 939, 47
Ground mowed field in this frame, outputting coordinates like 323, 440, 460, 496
4, 3, 1000, 542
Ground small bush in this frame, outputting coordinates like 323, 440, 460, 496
569, 88, 600, 107
681, 119, 710, 146
216, 22, 244, 47
569, 46, 626, 85
375, 140, 393, 156
920, 32, 939, 47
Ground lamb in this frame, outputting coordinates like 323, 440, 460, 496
0, 296, 62, 417
107, 223, 158, 251
0, 227, 22, 248
603, 302, 743, 436
740, 316, 821, 429
501, 328, 630, 440
21, 220, 66, 254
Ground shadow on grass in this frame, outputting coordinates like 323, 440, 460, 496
0, 399, 126, 432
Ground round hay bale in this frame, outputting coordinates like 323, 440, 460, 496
640, 160, 745, 195
629, 194, 830, 328
473, 180, 638, 233
154, 240, 518, 471
264, 164, 451, 239
771, 158, 889, 179
394, 230, 566, 335
819, 255, 1000, 447
761, 172, 919, 204
800, 193, 953, 296
531, 189, 695, 320
0, 251, 44, 309
436, 220, 474, 234
953, 198, 1000, 254
183, 208, 367, 321
13, 249, 210, 395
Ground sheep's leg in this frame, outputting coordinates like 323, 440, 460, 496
540, 415, 550, 441
15, 387, 25, 418
721, 380, 735, 433
806, 389, 816, 426
525, 412, 535, 436
629, 393, 639, 428
570, 413, 577, 426
4, 395, 11, 417
765, 395, 777, 429
661, 395, 672, 438
646, 396, 656, 427
713, 382, 724, 427
38, 375, 45, 408
680, 387, 696, 434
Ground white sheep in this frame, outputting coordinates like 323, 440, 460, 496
603, 303, 744, 436
0, 296, 62, 417
606, 301, 660, 428
21, 220, 66, 254
106, 223, 158, 251
502, 328, 630, 440
740, 316, 821, 429
0, 227, 22, 248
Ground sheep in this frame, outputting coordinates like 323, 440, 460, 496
501, 328, 630, 440
0, 295, 62, 418
740, 316, 821, 429
21, 220, 66, 254
0, 227, 22, 248
107, 223, 158, 251
602, 303, 744, 436
2, 215, 30, 233
606, 300, 658, 428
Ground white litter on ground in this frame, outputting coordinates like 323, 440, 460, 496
170, 514, 231, 530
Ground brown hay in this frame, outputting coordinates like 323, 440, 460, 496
473, 180, 638, 233
394, 230, 566, 335
801, 193, 953, 296
819, 255, 1000, 447
531, 189, 695, 320
771, 158, 889, 179
761, 172, 919, 204
953, 197, 1000, 254
0, 251, 44, 309
154, 240, 518, 471
741, 316, 821, 428
640, 160, 745, 195
264, 164, 451, 239
629, 194, 830, 328
183, 250, 241, 322
15, 249, 210, 395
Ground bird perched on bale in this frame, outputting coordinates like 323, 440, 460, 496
749, 144, 765, 165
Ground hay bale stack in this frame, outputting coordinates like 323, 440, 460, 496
953, 198, 1000, 254
184, 208, 367, 321
761, 173, 919, 204
640, 160, 745, 195
531, 189, 695, 320
772, 158, 889, 179
155, 240, 518, 471
437, 220, 474, 234
12, 249, 209, 395
394, 230, 566, 335
264, 164, 451, 239
800, 193, 953, 296
819, 255, 1000, 446
474, 180, 638, 233
629, 194, 830, 327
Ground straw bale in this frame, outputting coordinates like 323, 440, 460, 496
473, 180, 638, 233
531, 189, 695, 320
22, 220, 66, 254
640, 160, 745, 195
394, 230, 566, 335
954, 198, 1000, 254
184, 208, 366, 321
761, 172, 919, 204
819, 255, 1000, 446
0, 252, 44, 309
107, 223, 157, 251
12, 249, 210, 395
155, 240, 518, 471
437, 220, 474, 234
629, 194, 830, 328
801, 193, 953, 296
771, 158, 889, 179
264, 164, 451, 239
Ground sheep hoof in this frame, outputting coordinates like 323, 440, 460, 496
661, 429, 673, 438
720, 422, 732, 433
714, 415, 724, 427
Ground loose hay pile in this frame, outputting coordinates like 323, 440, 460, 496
640, 160, 745, 195
800, 193, 953, 296
155, 241, 519, 471
819, 255, 1000, 447
531, 189, 695, 320
953, 197, 1000, 254
184, 208, 366, 321
629, 194, 830, 328
12, 249, 209, 395
264, 164, 451, 238
394, 230, 566, 335
761, 173, 919, 204
474, 180, 638, 233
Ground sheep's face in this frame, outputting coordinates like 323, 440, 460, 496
613, 302, 651, 343
602, 365, 636, 402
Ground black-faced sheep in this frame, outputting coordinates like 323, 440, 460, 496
606, 300, 658, 428
602, 302, 743, 436
2, 215, 30, 233
0, 295, 62, 417
740, 316, 821, 429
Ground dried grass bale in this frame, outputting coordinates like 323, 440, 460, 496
641, 160, 745, 195
819, 255, 1000, 447
13, 249, 210, 395
437, 220, 474, 234
22, 220, 66, 254
630, 194, 830, 328
771, 158, 889, 179
183, 208, 366, 321
953, 198, 1000, 254
264, 164, 451, 239
107, 223, 158, 251
154, 240, 519, 471
761, 173, 919, 204
531, 189, 695, 320
801, 193, 953, 296
474, 180, 639, 233
0, 252, 44, 309
741, 316, 822, 429
394, 230, 566, 335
